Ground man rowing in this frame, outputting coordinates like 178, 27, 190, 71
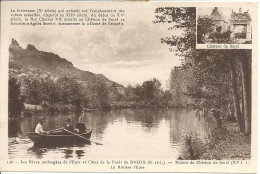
63, 120, 88, 134
35, 119, 46, 134
64, 118, 74, 132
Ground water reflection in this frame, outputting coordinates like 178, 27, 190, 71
27, 145, 48, 159
9, 117, 21, 137
63, 149, 73, 159
8, 109, 216, 159
75, 150, 85, 158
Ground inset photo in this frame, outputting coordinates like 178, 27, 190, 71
197, 7, 252, 44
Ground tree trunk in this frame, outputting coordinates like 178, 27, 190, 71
241, 85, 244, 117
213, 110, 222, 128
229, 58, 245, 132
238, 53, 251, 134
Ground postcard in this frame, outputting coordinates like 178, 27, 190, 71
0, 1, 258, 173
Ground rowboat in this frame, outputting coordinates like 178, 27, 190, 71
27, 129, 92, 147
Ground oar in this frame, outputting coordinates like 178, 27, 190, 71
62, 128, 103, 145
46, 128, 63, 133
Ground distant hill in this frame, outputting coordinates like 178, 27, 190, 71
9, 38, 123, 89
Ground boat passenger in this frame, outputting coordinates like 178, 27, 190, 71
35, 119, 46, 134
64, 119, 74, 132
75, 123, 87, 133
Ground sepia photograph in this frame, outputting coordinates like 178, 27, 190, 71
197, 7, 252, 44
0, 1, 257, 173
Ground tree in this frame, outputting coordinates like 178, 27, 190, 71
56, 76, 83, 110
23, 77, 42, 105
185, 50, 232, 128
237, 50, 251, 134
152, 78, 162, 105
209, 30, 232, 44
142, 80, 155, 102
140, 78, 163, 105
154, 9, 251, 133
229, 56, 245, 132
95, 82, 111, 110
39, 77, 59, 104
133, 84, 145, 102
169, 67, 183, 107
197, 16, 214, 43
185, 50, 251, 132
162, 90, 172, 107
124, 85, 137, 102
154, 7, 196, 69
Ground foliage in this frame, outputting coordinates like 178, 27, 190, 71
154, 7, 196, 58
197, 16, 232, 44
162, 90, 172, 106
142, 80, 156, 102
186, 50, 231, 112
56, 76, 84, 110
169, 67, 193, 108
153, 7, 198, 108
235, 32, 246, 39
9, 62, 22, 70
95, 82, 111, 110
23, 77, 42, 105
123, 78, 170, 107
133, 84, 145, 102
19, 75, 88, 111
154, 7, 251, 133
197, 16, 215, 44
209, 30, 232, 43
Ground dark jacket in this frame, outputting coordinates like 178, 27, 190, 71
64, 124, 74, 132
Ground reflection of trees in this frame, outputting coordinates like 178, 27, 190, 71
19, 109, 216, 152
81, 111, 119, 137
19, 117, 31, 136
9, 77, 23, 118
8, 118, 21, 137
123, 109, 165, 132
63, 149, 73, 159
19, 109, 216, 141
80, 109, 166, 137
75, 150, 85, 159
169, 110, 216, 158
27, 145, 45, 159
169, 109, 216, 145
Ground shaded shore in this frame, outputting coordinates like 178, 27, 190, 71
180, 122, 251, 160
199, 123, 251, 160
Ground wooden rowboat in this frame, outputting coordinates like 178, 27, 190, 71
27, 129, 92, 147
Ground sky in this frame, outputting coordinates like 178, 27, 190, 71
9, 7, 182, 89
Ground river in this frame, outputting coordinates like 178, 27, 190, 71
8, 109, 216, 159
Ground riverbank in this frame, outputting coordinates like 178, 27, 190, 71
21, 101, 181, 115
180, 121, 251, 160
199, 123, 251, 160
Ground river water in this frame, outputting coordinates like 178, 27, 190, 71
8, 109, 216, 159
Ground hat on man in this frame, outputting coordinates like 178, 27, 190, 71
39, 119, 45, 123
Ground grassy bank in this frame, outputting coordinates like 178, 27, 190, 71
178, 120, 251, 160
180, 122, 251, 160
199, 123, 251, 160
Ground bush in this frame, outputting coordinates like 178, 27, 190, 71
209, 30, 232, 43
